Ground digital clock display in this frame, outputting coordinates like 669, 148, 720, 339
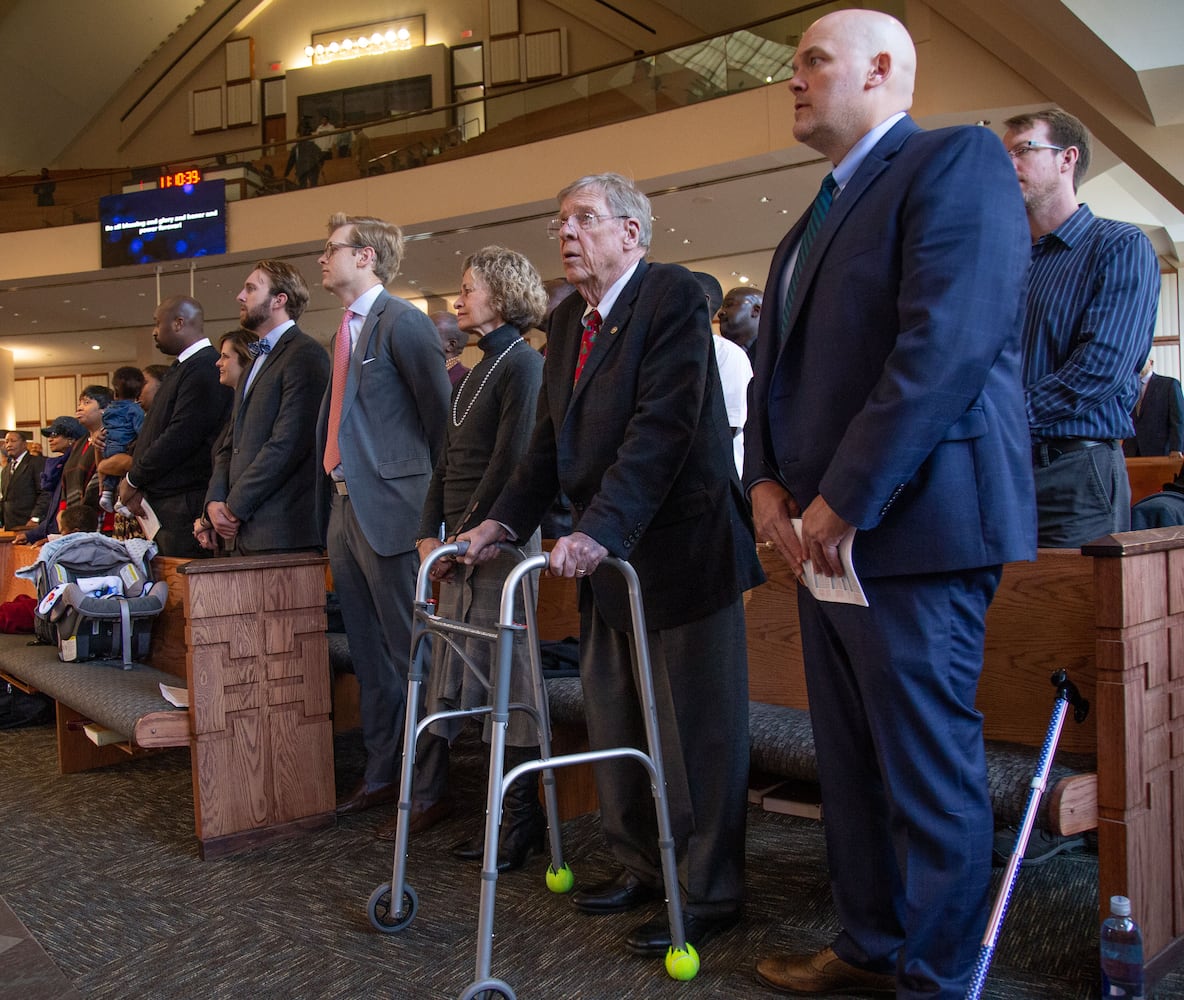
159, 168, 203, 188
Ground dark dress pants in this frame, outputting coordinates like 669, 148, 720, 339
149, 488, 207, 559
581, 595, 749, 917
328, 493, 416, 786
797, 566, 1001, 1000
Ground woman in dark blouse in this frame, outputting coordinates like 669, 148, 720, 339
375, 247, 547, 872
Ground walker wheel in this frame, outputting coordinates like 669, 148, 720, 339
367, 881, 418, 933
545, 862, 574, 894
665, 943, 700, 981
460, 978, 516, 1000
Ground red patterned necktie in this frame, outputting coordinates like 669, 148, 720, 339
572, 309, 602, 385
322, 309, 355, 474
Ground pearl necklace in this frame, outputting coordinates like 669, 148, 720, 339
452, 337, 523, 427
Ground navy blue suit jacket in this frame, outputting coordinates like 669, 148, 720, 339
745, 117, 1036, 576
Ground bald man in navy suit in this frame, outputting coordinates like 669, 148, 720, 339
746, 11, 1034, 998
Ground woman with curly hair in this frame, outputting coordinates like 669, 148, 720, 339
375, 246, 547, 871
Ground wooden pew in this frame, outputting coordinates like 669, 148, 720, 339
0, 545, 336, 860
1127, 455, 1183, 505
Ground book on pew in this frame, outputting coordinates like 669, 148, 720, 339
748, 770, 788, 806
760, 779, 824, 820
159, 683, 189, 708
82, 723, 123, 747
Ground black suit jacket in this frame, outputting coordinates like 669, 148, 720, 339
130, 344, 232, 499
1125, 373, 1184, 456
1, 451, 45, 528
488, 259, 764, 631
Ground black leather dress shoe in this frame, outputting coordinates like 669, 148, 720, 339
626, 910, 741, 957
571, 871, 661, 914
336, 779, 399, 816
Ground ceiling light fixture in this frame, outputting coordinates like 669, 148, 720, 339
305, 16, 424, 66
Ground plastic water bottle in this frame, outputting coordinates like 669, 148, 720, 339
1101, 895, 1145, 999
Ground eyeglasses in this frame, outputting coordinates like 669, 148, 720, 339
321, 241, 366, 258
1007, 140, 1066, 160
546, 213, 629, 238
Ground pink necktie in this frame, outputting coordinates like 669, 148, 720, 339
322, 309, 354, 474
572, 310, 602, 385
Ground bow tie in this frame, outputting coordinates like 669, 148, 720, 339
248, 340, 272, 358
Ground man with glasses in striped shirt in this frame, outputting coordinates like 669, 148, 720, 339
1003, 108, 1160, 546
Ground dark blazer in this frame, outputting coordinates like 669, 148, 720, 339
1, 451, 46, 529
130, 345, 232, 500
206, 324, 330, 551
1124, 373, 1184, 456
489, 259, 764, 632
23, 452, 70, 543
745, 117, 1036, 576
315, 289, 450, 556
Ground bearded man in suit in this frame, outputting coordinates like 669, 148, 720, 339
201, 260, 329, 554
459, 172, 763, 957
746, 10, 1034, 997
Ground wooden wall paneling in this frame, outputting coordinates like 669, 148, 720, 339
226, 81, 258, 127
225, 37, 254, 83
525, 29, 562, 81
44, 376, 77, 423
191, 86, 225, 134
489, 36, 521, 86
489, 0, 519, 37
13, 378, 40, 429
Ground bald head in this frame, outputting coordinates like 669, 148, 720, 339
152, 295, 205, 356
431, 311, 464, 358
791, 9, 916, 163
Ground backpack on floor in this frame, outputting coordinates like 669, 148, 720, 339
16, 534, 167, 667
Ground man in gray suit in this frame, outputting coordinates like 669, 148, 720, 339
201, 260, 329, 554
316, 213, 450, 815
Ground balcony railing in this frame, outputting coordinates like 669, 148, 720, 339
0, 7, 826, 236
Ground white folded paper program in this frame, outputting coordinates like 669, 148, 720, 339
791, 518, 869, 607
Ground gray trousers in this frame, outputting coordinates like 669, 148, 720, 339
1034, 440, 1129, 547
328, 494, 416, 786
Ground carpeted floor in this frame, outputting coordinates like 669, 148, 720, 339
0, 722, 1179, 999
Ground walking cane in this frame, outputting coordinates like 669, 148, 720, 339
964, 669, 1089, 1000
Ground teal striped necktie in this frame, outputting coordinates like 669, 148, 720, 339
779, 172, 837, 344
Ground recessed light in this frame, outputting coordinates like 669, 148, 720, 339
759, 196, 770, 204
739, 275, 749, 284
682, 238, 692, 245
91, 344, 101, 351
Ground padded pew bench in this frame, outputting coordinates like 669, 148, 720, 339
0, 548, 336, 860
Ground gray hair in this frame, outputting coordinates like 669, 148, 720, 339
557, 172, 652, 248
